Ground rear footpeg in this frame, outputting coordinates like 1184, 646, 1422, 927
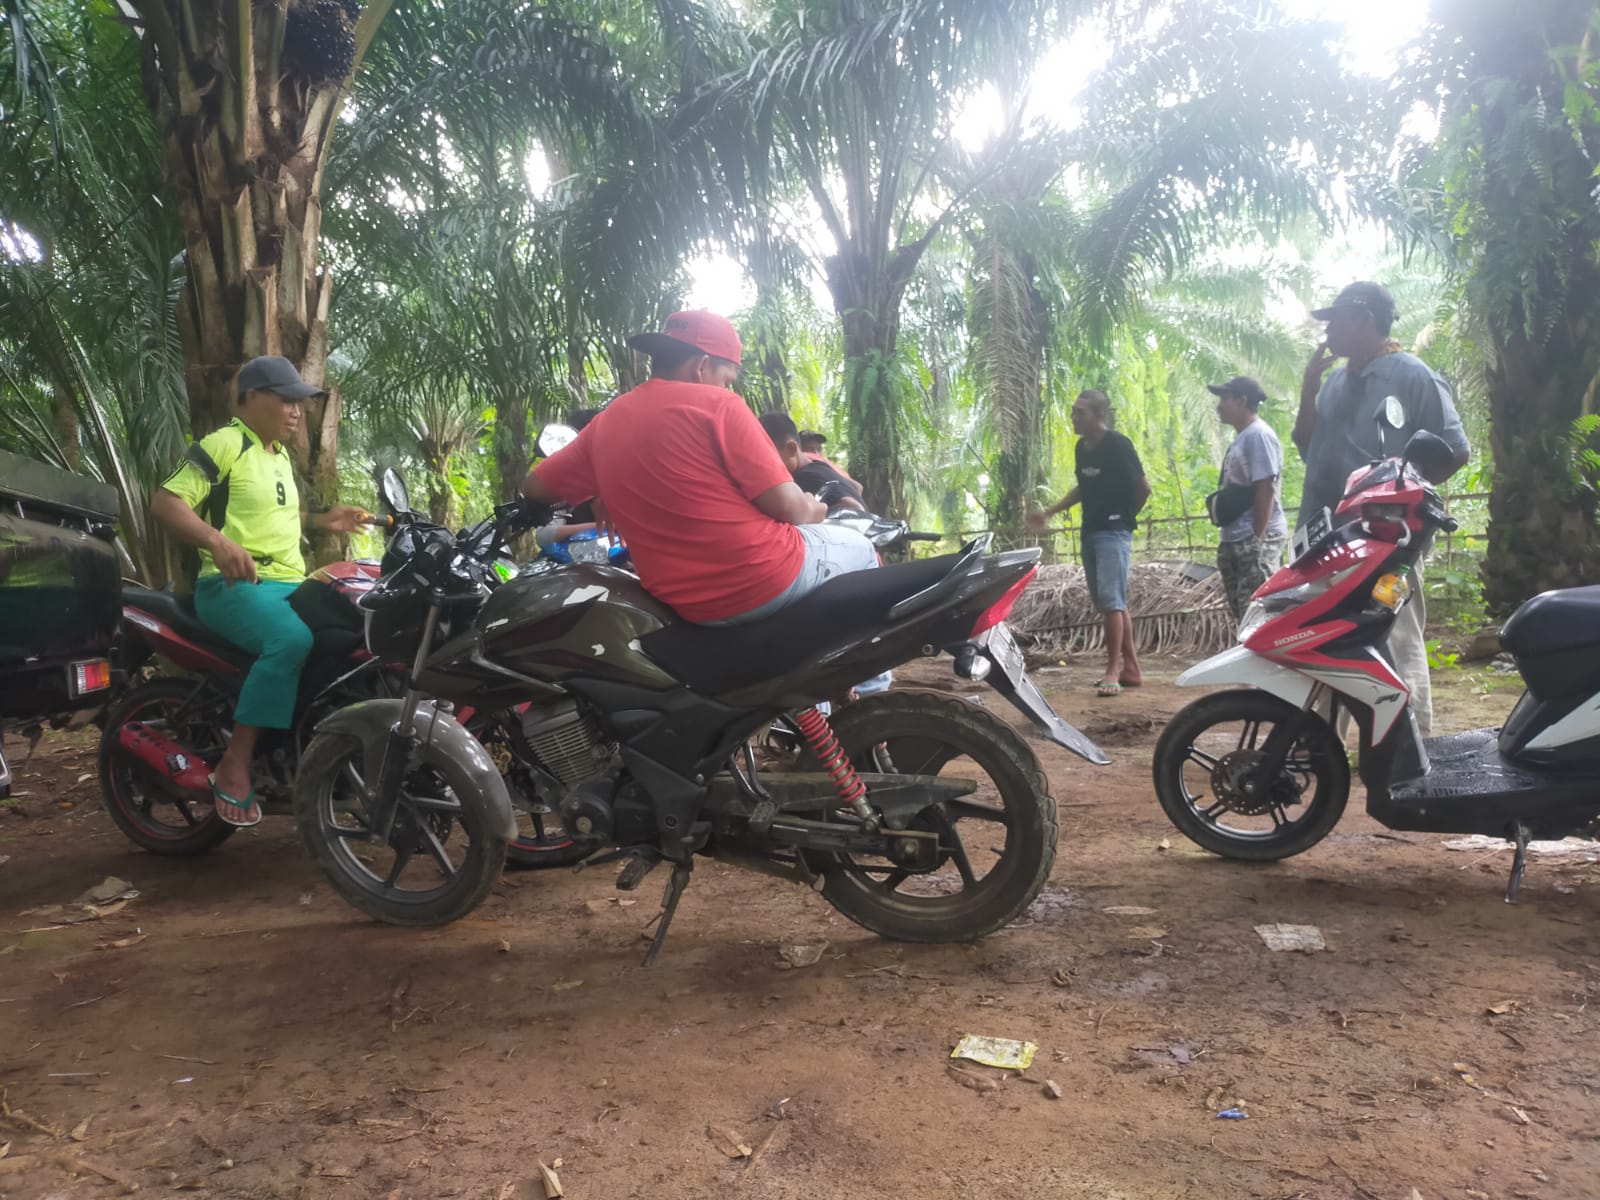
616, 853, 660, 892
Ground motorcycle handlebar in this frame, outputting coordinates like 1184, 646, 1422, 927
905, 531, 942, 542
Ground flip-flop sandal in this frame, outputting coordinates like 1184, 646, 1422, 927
209, 776, 262, 827
1094, 681, 1122, 698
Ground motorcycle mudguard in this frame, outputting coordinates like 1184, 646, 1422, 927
1176, 646, 1316, 707
1178, 646, 1416, 743
312, 699, 516, 841
979, 624, 1110, 766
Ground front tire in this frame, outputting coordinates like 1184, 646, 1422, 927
294, 732, 507, 927
802, 690, 1058, 943
1152, 689, 1349, 861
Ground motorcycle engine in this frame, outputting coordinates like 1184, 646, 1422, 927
519, 701, 612, 784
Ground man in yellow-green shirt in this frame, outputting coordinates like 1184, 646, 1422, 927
152, 356, 365, 826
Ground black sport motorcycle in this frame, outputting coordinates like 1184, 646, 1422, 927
294, 498, 1108, 957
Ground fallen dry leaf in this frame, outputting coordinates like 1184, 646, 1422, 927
1486, 1000, 1522, 1016
95, 934, 147, 951
69, 1117, 91, 1142
1125, 925, 1168, 940
550, 980, 583, 993
945, 1064, 1000, 1094
1101, 905, 1157, 916
498, 938, 512, 953
537, 1158, 564, 1198
708, 1124, 753, 1159
496, 1182, 517, 1200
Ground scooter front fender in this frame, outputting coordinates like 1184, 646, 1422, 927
312, 699, 516, 842
1176, 646, 1316, 708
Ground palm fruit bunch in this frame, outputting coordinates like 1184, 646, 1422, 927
282, 0, 357, 84
337, 0, 362, 18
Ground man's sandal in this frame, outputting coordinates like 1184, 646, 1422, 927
209, 777, 262, 827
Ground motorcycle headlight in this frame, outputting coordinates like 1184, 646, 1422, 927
1237, 601, 1271, 641
568, 538, 610, 564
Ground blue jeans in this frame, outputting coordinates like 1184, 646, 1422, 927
1082, 530, 1132, 613
709, 523, 891, 694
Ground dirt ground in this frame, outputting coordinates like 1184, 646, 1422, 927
2, 656, 1597, 1200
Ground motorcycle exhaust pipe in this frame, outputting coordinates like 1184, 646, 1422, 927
116, 722, 214, 796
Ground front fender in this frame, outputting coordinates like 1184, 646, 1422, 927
1176, 646, 1315, 708
314, 699, 516, 841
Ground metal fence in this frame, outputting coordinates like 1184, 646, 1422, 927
962, 491, 1493, 634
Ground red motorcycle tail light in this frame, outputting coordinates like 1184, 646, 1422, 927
971, 568, 1037, 638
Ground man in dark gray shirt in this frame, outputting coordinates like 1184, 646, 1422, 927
1294, 282, 1471, 735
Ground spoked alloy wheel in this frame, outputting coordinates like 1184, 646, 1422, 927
1152, 689, 1349, 861
295, 734, 506, 926
801, 690, 1058, 943
99, 679, 235, 855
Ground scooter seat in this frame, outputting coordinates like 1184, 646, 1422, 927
641, 553, 963, 695
123, 586, 255, 669
1499, 585, 1600, 659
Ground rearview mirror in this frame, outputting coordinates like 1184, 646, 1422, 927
1402, 430, 1456, 479
537, 424, 578, 457
379, 467, 410, 514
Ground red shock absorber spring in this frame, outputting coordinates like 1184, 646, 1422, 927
792, 706, 876, 826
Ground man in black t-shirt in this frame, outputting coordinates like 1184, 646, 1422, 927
1027, 389, 1151, 696
759, 412, 866, 511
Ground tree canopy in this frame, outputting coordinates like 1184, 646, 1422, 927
3, 0, 1597, 618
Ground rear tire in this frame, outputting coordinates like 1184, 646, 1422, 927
1152, 689, 1349, 861
295, 732, 507, 927
802, 690, 1057, 943
99, 679, 235, 856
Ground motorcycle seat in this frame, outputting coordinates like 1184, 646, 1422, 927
123, 586, 255, 669
641, 552, 963, 695
1499, 584, 1600, 659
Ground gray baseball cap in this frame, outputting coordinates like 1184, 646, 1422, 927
236, 355, 325, 401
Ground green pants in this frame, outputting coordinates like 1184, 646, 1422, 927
194, 576, 312, 729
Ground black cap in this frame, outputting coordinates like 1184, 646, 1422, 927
1310, 281, 1396, 324
236, 355, 325, 401
1207, 375, 1269, 408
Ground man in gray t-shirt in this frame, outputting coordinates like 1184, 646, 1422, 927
1293, 282, 1471, 735
1210, 376, 1288, 620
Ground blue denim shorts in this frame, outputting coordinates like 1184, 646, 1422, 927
1082, 530, 1132, 613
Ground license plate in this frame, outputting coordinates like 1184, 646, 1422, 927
1291, 506, 1334, 564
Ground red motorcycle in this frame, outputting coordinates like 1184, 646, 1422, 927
98, 470, 585, 866
99, 559, 396, 855
1155, 422, 1600, 900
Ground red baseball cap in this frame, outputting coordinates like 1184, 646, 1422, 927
626, 310, 742, 365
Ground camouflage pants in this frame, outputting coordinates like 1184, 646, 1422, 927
1217, 534, 1287, 622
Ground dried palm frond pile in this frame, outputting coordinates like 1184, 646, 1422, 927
1010, 561, 1234, 658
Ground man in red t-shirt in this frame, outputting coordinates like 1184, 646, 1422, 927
521, 311, 879, 626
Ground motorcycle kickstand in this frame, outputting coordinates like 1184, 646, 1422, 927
1504, 821, 1532, 904
640, 862, 692, 969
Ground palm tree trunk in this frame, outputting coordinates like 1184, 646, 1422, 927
130, 0, 395, 564
1482, 325, 1600, 613
829, 249, 915, 514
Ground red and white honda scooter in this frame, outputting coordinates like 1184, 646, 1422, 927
1154, 424, 1600, 901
